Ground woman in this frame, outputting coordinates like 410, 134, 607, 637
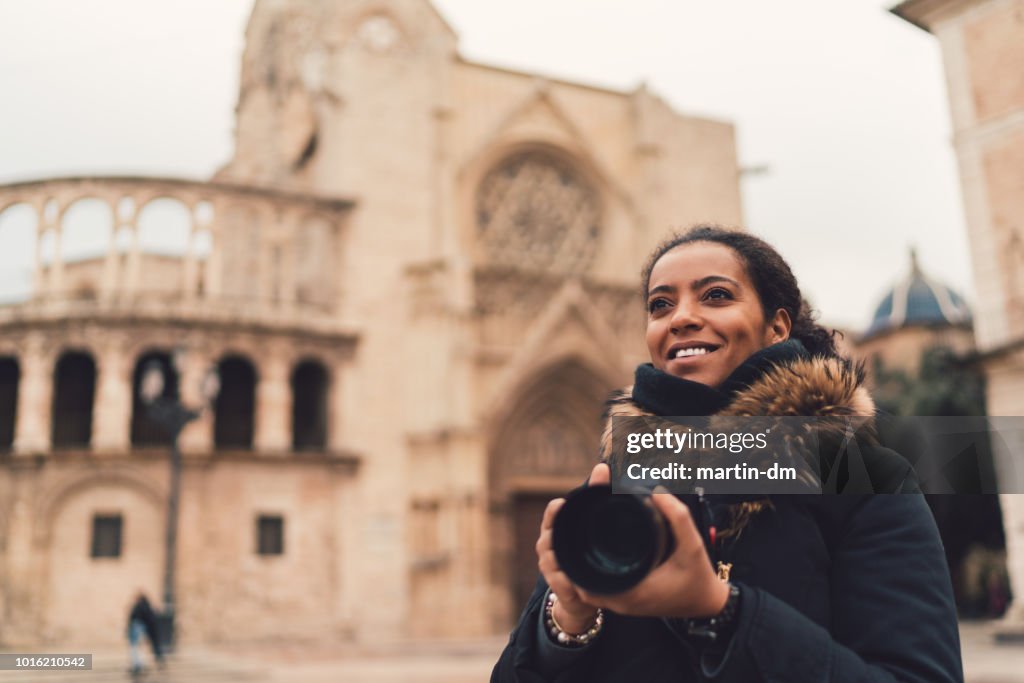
491, 226, 963, 682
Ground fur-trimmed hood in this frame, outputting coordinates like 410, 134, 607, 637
597, 355, 891, 495
600, 356, 876, 463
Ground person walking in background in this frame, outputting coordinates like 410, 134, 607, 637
127, 591, 163, 675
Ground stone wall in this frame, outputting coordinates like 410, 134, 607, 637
894, 0, 1024, 628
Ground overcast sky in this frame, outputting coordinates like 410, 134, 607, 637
0, 0, 970, 331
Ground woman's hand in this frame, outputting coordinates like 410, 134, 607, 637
578, 487, 730, 619
535, 462, 610, 633
536, 464, 729, 624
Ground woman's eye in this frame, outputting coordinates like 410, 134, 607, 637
648, 298, 670, 313
703, 287, 733, 301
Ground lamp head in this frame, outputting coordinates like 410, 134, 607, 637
140, 361, 165, 404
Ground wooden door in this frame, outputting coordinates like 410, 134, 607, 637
511, 493, 553, 614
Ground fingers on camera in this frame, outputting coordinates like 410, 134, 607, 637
541, 498, 564, 530
535, 529, 552, 557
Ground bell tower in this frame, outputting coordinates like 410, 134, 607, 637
219, 0, 458, 201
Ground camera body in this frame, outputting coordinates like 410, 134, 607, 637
551, 484, 713, 595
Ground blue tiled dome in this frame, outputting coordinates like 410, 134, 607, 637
865, 249, 971, 338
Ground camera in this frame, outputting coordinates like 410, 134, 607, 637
552, 485, 714, 594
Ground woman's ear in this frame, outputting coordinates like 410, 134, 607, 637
766, 308, 792, 345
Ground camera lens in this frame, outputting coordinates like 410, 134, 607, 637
585, 496, 656, 577
552, 485, 672, 594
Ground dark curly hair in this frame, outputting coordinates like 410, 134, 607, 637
640, 225, 840, 358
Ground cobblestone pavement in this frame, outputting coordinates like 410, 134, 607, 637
2, 622, 1021, 682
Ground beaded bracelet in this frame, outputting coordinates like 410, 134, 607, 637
543, 590, 604, 647
683, 582, 742, 645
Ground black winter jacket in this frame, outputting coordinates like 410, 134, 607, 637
491, 343, 963, 682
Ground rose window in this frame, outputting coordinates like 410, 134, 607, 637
475, 153, 601, 273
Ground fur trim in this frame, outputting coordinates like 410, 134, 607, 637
718, 357, 874, 419
600, 357, 877, 463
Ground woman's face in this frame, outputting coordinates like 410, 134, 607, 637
645, 242, 791, 387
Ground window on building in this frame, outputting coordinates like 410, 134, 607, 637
476, 151, 601, 275
0, 357, 19, 450
52, 351, 96, 448
291, 360, 327, 451
256, 515, 284, 556
214, 355, 256, 449
91, 514, 123, 558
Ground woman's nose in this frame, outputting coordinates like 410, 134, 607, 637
669, 300, 703, 332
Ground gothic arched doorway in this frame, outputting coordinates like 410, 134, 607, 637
488, 359, 614, 626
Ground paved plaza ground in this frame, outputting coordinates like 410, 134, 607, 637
1, 622, 1021, 682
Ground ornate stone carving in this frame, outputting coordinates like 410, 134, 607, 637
476, 153, 601, 275
473, 268, 642, 350
505, 412, 593, 478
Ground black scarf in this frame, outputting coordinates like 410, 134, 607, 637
631, 339, 810, 417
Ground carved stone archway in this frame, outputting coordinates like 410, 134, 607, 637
487, 358, 613, 627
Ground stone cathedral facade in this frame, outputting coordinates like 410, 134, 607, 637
894, 0, 1024, 633
0, 0, 743, 645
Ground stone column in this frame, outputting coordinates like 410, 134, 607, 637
988, 373, 1024, 638
30, 200, 45, 299
327, 359, 348, 453
4, 486, 43, 643
13, 335, 52, 455
178, 351, 214, 455
91, 342, 131, 452
199, 197, 222, 303
202, 227, 221, 302
182, 206, 200, 300
255, 351, 291, 455
994, 409, 1024, 637
45, 204, 64, 297
100, 195, 123, 302
999, 493, 1024, 626
123, 220, 141, 298
452, 432, 493, 636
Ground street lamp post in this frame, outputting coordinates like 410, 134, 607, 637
139, 351, 219, 652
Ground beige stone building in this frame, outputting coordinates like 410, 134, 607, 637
893, 0, 1024, 631
0, 0, 743, 646
846, 252, 1012, 618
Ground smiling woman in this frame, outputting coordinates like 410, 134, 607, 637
644, 241, 791, 389
640, 227, 838, 376
491, 225, 964, 683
